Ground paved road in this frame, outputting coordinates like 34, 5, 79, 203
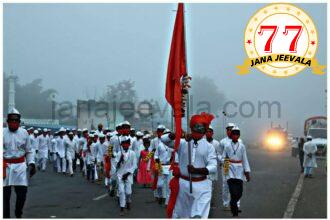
9, 147, 326, 218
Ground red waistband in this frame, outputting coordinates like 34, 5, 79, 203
180, 175, 207, 182
229, 160, 242, 163
4, 157, 25, 164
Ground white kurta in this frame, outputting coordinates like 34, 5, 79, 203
154, 141, 173, 165
115, 149, 136, 207
83, 143, 96, 165
303, 141, 318, 168
37, 135, 49, 159
95, 142, 108, 163
55, 137, 66, 158
207, 138, 220, 181
65, 139, 77, 160
29, 135, 39, 156
110, 135, 122, 154
132, 138, 143, 162
162, 135, 217, 218
115, 150, 137, 184
3, 127, 34, 186
222, 141, 251, 181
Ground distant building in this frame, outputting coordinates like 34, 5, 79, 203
77, 99, 124, 130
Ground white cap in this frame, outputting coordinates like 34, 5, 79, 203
106, 132, 112, 137
208, 125, 214, 130
83, 128, 88, 132
89, 133, 94, 138
8, 108, 20, 115
68, 131, 74, 135
136, 131, 143, 136
130, 127, 135, 131
231, 126, 240, 131
43, 128, 48, 132
99, 133, 105, 138
34, 130, 39, 134
77, 129, 82, 132
226, 123, 236, 129
27, 127, 33, 131
157, 124, 166, 130
59, 127, 66, 132
164, 128, 171, 134
72, 128, 77, 131
122, 121, 131, 126
306, 135, 313, 139
143, 134, 151, 139
38, 128, 41, 131
120, 136, 131, 143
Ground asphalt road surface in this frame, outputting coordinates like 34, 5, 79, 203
8, 147, 327, 218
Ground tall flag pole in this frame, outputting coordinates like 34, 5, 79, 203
165, 2, 190, 151
165, 1, 193, 201
165, 3, 191, 217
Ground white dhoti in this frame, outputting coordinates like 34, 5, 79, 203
173, 178, 212, 218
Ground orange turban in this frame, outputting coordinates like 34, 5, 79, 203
190, 112, 215, 129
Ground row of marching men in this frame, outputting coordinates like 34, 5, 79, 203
18, 112, 251, 218
71, 116, 251, 218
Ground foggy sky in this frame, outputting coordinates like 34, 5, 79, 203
4, 3, 327, 139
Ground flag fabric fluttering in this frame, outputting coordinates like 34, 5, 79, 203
165, 2, 187, 151
165, 3, 187, 218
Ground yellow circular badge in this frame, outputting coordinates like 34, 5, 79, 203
244, 3, 318, 77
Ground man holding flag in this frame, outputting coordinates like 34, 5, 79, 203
164, 3, 218, 218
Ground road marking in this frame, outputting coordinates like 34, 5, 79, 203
93, 193, 108, 201
283, 173, 304, 218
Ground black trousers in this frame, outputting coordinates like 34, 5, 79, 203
73, 154, 83, 172
3, 186, 28, 218
227, 178, 243, 216
86, 164, 95, 181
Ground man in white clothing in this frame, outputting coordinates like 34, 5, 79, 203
162, 112, 217, 218
222, 126, 250, 217
151, 124, 166, 201
205, 126, 220, 209
3, 108, 36, 218
65, 132, 77, 176
37, 128, 50, 171
219, 122, 235, 209
56, 127, 67, 174
30, 130, 39, 162
116, 136, 136, 216
303, 136, 318, 178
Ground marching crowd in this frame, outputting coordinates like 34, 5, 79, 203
4, 108, 252, 218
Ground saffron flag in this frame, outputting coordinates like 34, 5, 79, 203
165, 2, 187, 150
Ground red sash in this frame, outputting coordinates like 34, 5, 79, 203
3, 157, 26, 179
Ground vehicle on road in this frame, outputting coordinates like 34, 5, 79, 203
292, 116, 327, 157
